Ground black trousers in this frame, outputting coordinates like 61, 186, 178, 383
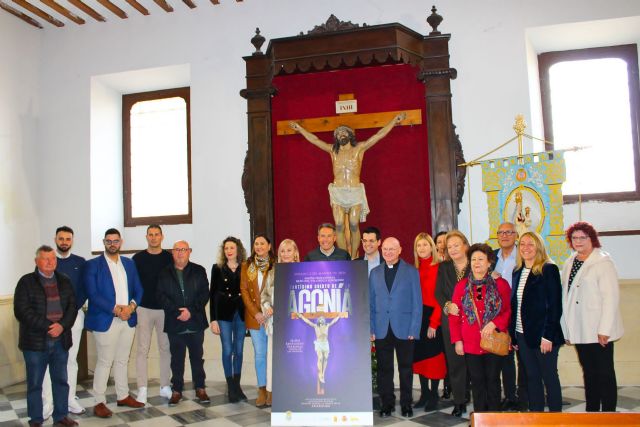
168, 330, 206, 392
502, 348, 528, 403
441, 315, 468, 405
575, 342, 617, 412
465, 353, 504, 412
376, 327, 414, 408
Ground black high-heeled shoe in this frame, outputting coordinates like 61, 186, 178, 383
441, 386, 451, 400
451, 403, 466, 417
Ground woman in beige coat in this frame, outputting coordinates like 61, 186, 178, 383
560, 221, 623, 412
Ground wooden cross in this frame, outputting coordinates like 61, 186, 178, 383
276, 93, 422, 135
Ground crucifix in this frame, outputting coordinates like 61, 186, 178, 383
278, 94, 421, 258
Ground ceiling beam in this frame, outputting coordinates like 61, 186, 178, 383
40, 0, 84, 24
152, 0, 173, 12
182, 0, 196, 8
0, 0, 43, 28
124, 0, 148, 15
12, 0, 63, 26
68, 0, 105, 22
96, 0, 127, 19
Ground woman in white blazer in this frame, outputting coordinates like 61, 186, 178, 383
560, 221, 623, 412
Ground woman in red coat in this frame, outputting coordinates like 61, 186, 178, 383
448, 243, 511, 412
412, 233, 447, 411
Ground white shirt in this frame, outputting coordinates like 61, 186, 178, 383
515, 267, 530, 333
495, 247, 517, 288
104, 254, 129, 306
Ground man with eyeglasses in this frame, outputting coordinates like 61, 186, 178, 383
83, 228, 144, 418
354, 226, 382, 276
156, 241, 210, 406
491, 222, 527, 411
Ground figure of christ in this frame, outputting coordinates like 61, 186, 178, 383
289, 112, 406, 258
293, 312, 341, 386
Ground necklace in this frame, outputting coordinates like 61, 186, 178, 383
454, 262, 467, 281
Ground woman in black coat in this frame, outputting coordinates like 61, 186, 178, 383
510, 231, 564, 412
209, 236, 247, 402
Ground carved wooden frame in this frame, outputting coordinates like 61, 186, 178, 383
241, 11, 463, 239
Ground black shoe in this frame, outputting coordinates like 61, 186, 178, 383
379, 406, 392, 418
401, 405, 413, 417
441, 386, 451, 400
226, 377, 239, 403
501, 398, 518, 411
451, 403, 466, 417
424, 394, 438, 412
413, 394, 428, 408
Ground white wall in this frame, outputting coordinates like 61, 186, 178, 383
0, 13, 42, 295
24, 0, 640, 278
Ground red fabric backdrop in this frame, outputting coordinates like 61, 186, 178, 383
271, 63, 431, 260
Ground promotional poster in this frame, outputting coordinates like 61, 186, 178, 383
271, 261, 373, 426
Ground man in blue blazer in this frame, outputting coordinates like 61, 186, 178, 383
83, 228, 144, 418
369, 237, 422, 418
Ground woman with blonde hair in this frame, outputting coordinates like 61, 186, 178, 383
412, 233, 446, 411
240, 234, 276, 407
210, 236, 248, 402
510, 231, 564, 412
260, 239, 300, 406
434, 230, 471, 417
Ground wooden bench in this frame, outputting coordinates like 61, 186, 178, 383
471, 412, 640, 426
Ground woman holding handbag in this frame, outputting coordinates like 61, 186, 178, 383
448, 243, 511, 412
510, 231, 564, 412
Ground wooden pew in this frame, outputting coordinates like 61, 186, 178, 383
471, 412, 640, 426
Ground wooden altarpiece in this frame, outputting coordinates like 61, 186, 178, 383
240, 9, 463, 241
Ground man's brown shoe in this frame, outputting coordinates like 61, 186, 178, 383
93, 403, 113, 418
54, 416, 78, 427
169, 391, 182, 406
117, 395, 145, 408
196, 388, 210, 404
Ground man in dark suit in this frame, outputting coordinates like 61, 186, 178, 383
354, 226, 381, 276
14, 245, 78, 427
369, 237, 422, 418
83, 228, 144, 418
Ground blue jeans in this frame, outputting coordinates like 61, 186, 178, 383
516, 332, 562, 412
218, 311, 245, 377
249, 326, 268, 387
23, 340, 69, 423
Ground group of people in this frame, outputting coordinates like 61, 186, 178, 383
13, 219, 623, 427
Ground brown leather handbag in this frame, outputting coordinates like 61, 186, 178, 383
470, 288, 511, 356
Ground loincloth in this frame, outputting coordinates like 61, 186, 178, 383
328, 183, 370, 222
314, 339, 330, 353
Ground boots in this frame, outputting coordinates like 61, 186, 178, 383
226, 377, 239, 403
233, 374, 248, 401
413, 375, 429, 408
266, 391, 272, 407
424, 379, 439, 411
255, 386, 267, 408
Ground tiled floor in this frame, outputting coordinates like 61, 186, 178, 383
1, 379, 639, 427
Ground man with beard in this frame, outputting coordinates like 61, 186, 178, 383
42, 227, 87, 417
289, 112, 405, 259
83, 228, 144, 418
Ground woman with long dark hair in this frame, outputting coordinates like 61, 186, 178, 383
210, 236, 248, 403
240, 234, 276, 408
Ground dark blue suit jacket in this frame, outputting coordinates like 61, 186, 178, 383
83, 254, 143, 332
510, 263, 564, 348
369, 259, 422, 340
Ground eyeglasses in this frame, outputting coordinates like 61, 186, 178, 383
497, 230, 516, 236
571, 235, 589, 241
104, 239, 121, 245
361, 239, 378, 244
173, 248, 191, 253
